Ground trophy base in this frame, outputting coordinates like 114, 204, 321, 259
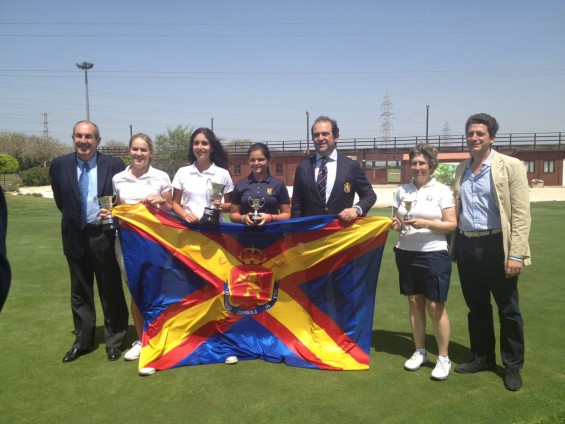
403, 213, 413, 221
101, 218, 119, 232
201, 207, 221, 225
250, 214, 261, 224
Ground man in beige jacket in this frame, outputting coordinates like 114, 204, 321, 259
452, 113, 531, 391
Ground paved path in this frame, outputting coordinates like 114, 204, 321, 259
371, 185, 565, 207
15, 185, 565, 207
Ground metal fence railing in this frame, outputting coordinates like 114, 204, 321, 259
98, 132, 564, 157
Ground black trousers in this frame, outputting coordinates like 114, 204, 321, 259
66, 227, 128, 350
455, 231, 524, 369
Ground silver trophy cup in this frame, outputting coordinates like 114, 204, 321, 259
97, 195, 118, 231
401, 197, 417, 221
248, 197, 266, 223
201, 180, 226, 224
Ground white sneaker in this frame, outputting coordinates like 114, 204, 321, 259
124, 340, 142, 361
431, 357, 451, 380
404, 351, 428, 371
225, 355, 238, 365
139, 367, 156, 376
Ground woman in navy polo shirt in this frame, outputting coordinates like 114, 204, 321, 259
230, 143, 291, 226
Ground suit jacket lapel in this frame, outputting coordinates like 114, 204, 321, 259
68, 154, 81, 205
490, 150, 502, 181
307, 156, 317, 185
96, 154, 107, 197
490, 150, 504, 201
307, 156, 325, 203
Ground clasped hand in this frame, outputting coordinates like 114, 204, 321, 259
242, 212, 271, 226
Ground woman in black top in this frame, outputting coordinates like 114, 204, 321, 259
230, 143, 291, 226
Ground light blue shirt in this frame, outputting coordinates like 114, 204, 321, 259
77, 155, 100, 225
458, 151, 502, 231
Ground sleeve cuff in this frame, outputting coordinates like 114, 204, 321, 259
509, 256, 523, 262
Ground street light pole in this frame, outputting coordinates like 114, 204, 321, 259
306, 111, 310, 155
76, 62, 94, 121
425, 104, 430, 143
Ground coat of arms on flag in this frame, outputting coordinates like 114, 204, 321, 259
113, 203, 391, 372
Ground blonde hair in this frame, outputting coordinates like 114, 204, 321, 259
129, 133, 154, 152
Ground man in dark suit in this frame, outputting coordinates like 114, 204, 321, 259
291, 116, 376, 220
50, 120, 128, 362
0, 186, 10, 312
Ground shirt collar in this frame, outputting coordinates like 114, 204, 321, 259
77, 153, 97, 168
124, 165, 154, 179
247, 172, 272, 183
409, 177, 437, 189
469, 150, 494, 170
189, 162, 217, 175
316, 149, 338, 163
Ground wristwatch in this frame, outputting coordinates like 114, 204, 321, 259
353, 205, 363, 216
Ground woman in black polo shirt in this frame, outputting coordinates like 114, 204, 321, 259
230, 143, 291, 226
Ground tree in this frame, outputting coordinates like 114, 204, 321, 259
154, 125, 193, 176
0, 154, 19, 174
0, 132, 70, 170
434, 163, 456, 188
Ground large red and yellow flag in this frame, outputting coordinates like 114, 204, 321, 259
113, 204, 391, 372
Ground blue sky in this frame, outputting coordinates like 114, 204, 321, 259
1, 0, 564, 146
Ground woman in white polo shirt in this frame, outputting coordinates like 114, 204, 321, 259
171, 128, 233, 223
110, 133, 172, 375
391, 144, 457, 381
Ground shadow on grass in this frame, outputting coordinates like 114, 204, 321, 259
68, 324, 139, 350
97, 325, 139, 347
371, 329, 473, 364
372, 330, 516, 378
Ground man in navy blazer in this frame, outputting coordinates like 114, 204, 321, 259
291, 116, 376, 220
50, 121, 128, 363
0, 186, 10, 312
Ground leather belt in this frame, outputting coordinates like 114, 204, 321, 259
84, 223, 102, 229
459, 228, 502, 238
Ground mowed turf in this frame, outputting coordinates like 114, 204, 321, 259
1, 195, 563, 424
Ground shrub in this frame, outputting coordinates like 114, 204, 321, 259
20, 166, 50, 186
434, 163, 456, 187
0, 183, 19, 193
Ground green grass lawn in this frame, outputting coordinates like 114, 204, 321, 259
1, 196, 564, 423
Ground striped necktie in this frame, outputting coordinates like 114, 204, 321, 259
316, 157, 329, 203
79, 162, 90, 228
